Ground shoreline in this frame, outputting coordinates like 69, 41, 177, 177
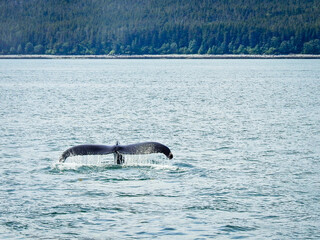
0, 54, 320, 59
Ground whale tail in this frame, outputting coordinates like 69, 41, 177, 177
59, 144, 114, 163
117, 142, 173, 159
114, 141, 125, 164
59, 141, 173, 164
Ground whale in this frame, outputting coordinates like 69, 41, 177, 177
59, 141, 173, 164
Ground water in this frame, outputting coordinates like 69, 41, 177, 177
0, 59, 319, 239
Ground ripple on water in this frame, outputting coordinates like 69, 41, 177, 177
1, 59, 320, 239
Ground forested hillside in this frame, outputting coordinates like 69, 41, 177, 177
1, 0, 320, 55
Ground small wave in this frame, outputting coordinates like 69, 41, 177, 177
212, 146, 232, 151
220, 224, 256, 232
173, 162, 194, 168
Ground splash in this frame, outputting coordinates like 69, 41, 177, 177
52, 154, 178, 171
122, 154, 178, 170
52, 155, 113, 171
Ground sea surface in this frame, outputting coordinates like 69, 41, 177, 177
0, 59, 319, 239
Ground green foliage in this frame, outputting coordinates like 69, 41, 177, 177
25, 42, 34, 54
303, 40, 320, 54
9, 47, 16, 54
0, 0, 319, 55
17, 45, 23, 54
34, 44, 45, 54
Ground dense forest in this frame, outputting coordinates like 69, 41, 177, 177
1, 0, 320, 55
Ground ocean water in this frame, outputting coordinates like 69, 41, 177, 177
0, 59, 319, 239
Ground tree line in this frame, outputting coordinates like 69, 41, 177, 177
1, 0, 320, 55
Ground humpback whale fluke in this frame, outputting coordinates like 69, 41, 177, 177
59, 142, 173, 164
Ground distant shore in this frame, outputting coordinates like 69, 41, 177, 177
1, 54, 320, 59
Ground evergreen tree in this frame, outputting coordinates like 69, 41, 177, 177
25, 42, 34, 54
17, 44, 23, 54
0, 0, 319, 55
34, 44, 45, 54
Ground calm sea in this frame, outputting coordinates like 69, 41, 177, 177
0, 59, 319, 239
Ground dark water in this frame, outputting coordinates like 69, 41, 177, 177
0, 59, 319, 239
